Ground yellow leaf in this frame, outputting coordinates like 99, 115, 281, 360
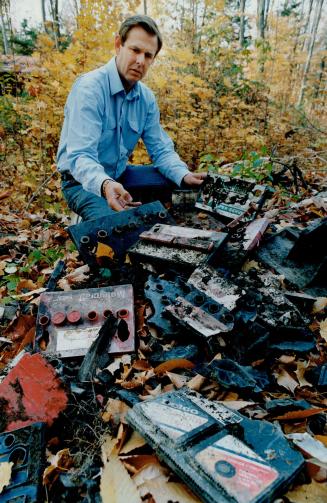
0, 462, 13, 493
319, 319, 327, 342
96, 242, 115, 259
100, 451, 142, 503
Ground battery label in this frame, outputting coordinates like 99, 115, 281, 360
195, 435, 278, 503
140, 401, 208, 440
187, 394, 242, 426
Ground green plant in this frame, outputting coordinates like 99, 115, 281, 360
232, 149, 273, 181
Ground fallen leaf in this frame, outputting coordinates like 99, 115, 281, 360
102, 399, 130, 425
0, 190, 12, 200
100, 451, 142, 503
315, 436, 327, 448
273, 408, 326, 421
166, 371, 189, 388
274, 368, 299, 393
295, 360, 313, 387
96, 242, 115, 259
122, 456, 163, 476
286, 433, 327, 463
16, 279, 39, 293
43, 449, 74, 490
154, 359, 195, 376
187, 374, 206, 391
312, 297, 327, 314
0, 461, 13, 493
319, 318, 327, 342
120, 431, 146, 455
242, 259, 260, 272
137, 479, 201, 503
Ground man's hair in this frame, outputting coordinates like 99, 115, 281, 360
119, 15, 163, 55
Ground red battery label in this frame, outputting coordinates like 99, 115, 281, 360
195, 435, 279, 503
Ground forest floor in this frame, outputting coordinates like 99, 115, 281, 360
0, 157, 327, 502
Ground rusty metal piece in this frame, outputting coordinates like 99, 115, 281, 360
103, 309, 113, 318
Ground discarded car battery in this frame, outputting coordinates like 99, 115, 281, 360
165, 288, 234, 340
195, 173, 269, 220
0, 422, 45, 502
144, 274, 234, 342
127, 388, 304, 503
36, 285, 135, 357
256, 217, 327, 292
68, 201, 174, 267
144, 275, 188, 336
128, 224, 228, 269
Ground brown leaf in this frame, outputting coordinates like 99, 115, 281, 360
132, 360, 152, 371
154, 359, 195, 376
102, 399, 130, 426
273, 408, 326, 421
0, 190, 12, 201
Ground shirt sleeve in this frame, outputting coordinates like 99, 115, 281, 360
141, 96, 190, 187
64, 80, 111, 196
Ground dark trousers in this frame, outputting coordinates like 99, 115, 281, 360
61, 165, 175, 221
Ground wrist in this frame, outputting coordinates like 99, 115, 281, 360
101, 179, 113, 197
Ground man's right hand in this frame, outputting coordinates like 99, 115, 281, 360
102, 179, 141, 211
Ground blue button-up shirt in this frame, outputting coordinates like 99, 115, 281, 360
57, 57, 189, 197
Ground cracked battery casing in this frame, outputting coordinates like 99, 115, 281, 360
0, 422, 45, 502
126, 389, 304, 503
128, 224, 228, 270
195, 174, 269, 220
36, 285, 134, 357
68, 201, 174, 267
144, 275, 234, 343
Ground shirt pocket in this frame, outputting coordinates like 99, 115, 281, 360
99, 117, 117, 149
124, 118, 141, 151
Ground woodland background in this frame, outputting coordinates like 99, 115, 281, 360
0, 3, 326, 500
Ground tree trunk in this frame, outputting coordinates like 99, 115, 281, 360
0, 8, 9, 54
257, 0, 266, 39
297, 0, 324, 106
239, 0, 246, 47
49, 0, 60, 50
143, 0, 147, 15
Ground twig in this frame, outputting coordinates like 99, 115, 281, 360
25, 171, 56, 210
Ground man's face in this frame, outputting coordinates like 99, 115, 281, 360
115, 26, 158, 87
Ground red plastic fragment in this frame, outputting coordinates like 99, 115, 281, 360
0, 353, 68, 431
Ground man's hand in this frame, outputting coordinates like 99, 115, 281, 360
103, 180, 141, 211
183, 172, 207, 187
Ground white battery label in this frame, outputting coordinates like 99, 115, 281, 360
141, 401, 208, 440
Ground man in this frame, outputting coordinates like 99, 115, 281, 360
57, 15, 206, 221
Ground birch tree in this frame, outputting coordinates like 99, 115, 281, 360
297, 0, 325, 106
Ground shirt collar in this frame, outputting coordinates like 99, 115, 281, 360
106, 57, 140, 100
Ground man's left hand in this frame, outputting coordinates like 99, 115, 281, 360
183, 172, 207, 187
